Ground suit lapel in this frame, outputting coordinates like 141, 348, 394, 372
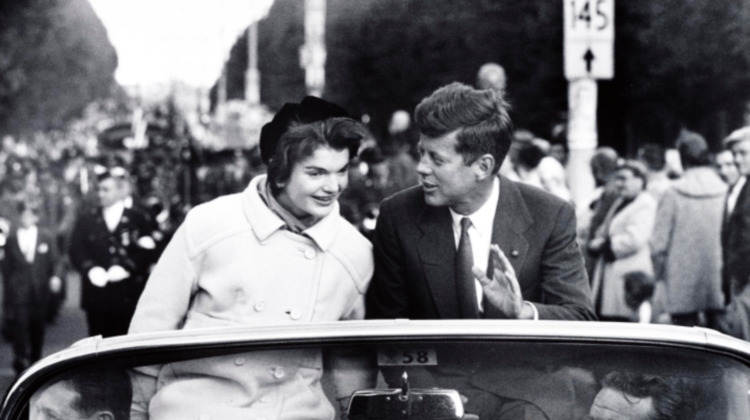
489, 177, 532, 293
417, 204, 459, 319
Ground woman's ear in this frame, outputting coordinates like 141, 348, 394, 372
473, 154, 496, 180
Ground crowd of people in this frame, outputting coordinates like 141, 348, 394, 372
1, 72, 750, 398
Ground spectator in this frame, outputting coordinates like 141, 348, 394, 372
624, 271, 656, 324
637, 143, 671, 203
68, 166, 156, 338
650, 132, 726, 328
589, 160, 657, 321
0, 200, 62, 375
716, 149, 741, 187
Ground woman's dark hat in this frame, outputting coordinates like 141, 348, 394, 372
260, 96, 349, 164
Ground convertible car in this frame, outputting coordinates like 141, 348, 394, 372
3, 321, 750, 420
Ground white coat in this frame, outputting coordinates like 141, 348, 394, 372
129, 175, 374, 420
592, 192, 657, 318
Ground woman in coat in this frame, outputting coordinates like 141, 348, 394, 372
650, 133, 727, 327
589, 160, 657, 321
128, 97, 374, 420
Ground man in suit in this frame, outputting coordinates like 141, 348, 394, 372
365, 82, 595, 420
68, 166, 155, 338
721, 128, 750, 306
1, 201, 61, 375
366, 82, 595, 321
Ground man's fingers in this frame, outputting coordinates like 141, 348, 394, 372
491, 245, 516, 277
472, 266, 491, 287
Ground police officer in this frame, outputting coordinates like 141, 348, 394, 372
68, 166, 156, 337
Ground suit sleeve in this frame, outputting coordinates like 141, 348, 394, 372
366, 198, 410, 319
128, 221, 198, 334
68, 214, 95, 275
535, 202, 597, 320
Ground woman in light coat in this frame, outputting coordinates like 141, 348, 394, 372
650, 133, 727, 326
128, 97, 374, 420
589, 160, 657, 321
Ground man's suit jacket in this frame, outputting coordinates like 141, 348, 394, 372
1, 227, 58, 321
68, 205, 154, 315
366, 175, 596, 320
722, 179, 750, 298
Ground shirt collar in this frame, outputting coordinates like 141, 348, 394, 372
449, 176, 500, 235
242, 174, 340, 251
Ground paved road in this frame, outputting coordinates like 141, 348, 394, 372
0, 273, 88, 396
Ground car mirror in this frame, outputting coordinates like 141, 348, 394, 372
348, 372, 465, 420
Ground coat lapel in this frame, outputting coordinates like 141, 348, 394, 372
417, 204, 459, 319
490, 177, 532, 288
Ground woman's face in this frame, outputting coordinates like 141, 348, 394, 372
614, 168, 644, 199
276, 145, 350, 226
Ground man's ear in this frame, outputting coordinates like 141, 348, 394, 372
473, 154, 496, 180
96, 411, 115, 420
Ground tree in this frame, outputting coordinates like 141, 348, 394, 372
0, 0, 118, 137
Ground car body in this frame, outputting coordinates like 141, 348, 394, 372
4, 320, 750, 420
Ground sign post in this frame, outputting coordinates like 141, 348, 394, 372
564, 0, 614, 206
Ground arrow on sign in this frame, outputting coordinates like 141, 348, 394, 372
583, 49, 595, 73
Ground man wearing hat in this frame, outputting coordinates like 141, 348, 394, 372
68, 166, 155, 337
650, 131, 727, 327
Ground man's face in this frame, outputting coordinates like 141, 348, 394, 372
732, 139, 750, 176
416, 131, 481, 214
30, 381, 89, 420
19, 208, 39, 229
276, 146, 350, 226
97, 178, 120, 208
588, 387, 654, 420
716, 150, 740, 186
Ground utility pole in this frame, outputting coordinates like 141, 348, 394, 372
300, 0, 326, 97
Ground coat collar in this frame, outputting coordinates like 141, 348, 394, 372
242, 174, 340, 251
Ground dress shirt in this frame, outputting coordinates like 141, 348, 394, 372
448, 178, 539, 320
727, 176, 746, 216
17, 225, 37, 263
103, 201, 125, 233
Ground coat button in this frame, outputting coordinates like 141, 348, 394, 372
234, 357, 246, 366
511, 250, 519, 257
272, 367, 286, 379
109, 246, 116, 254
289, 310, 302, 320
304, 248, 316, 259
254, 301, 266, 312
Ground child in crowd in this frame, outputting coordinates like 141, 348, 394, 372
624, 271, 655, 323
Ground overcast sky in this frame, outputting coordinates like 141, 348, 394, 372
89, 0, 274, 88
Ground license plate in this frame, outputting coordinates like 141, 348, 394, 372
377, 347, 438, 366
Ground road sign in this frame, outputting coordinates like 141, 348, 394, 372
564, 0, 614, 80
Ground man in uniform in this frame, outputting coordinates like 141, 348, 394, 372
68, 166, 155, 337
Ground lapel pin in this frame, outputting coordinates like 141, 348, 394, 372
511, 250, 519, 257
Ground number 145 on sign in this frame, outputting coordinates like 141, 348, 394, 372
566, 0, 614, 39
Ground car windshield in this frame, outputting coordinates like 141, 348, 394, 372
20, 339, 750, 420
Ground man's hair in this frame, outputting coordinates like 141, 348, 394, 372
17, 200, 40, 215
676, 131, 710, 169
516, 141, 546, 171
590, 147, 619, 186
54, 369, 132, 420
267, 118, 365, 195
624, 271, 655, 310
602, 372, 695, 420
414, 82, 513, 174
637, 144, 667, 171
